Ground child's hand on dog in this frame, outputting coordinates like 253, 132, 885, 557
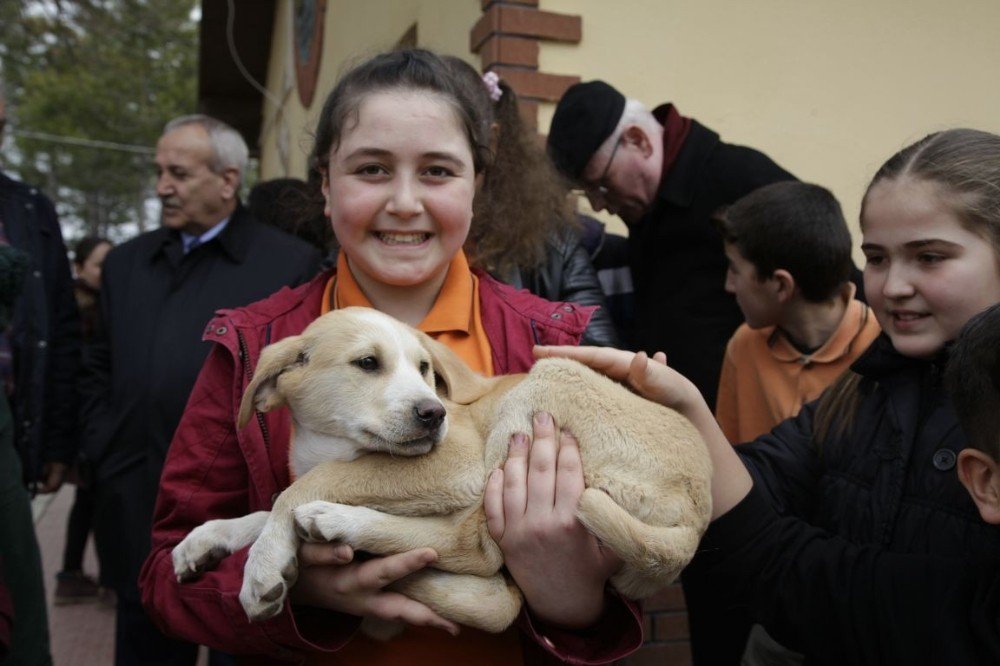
534, 346, 703, 416
289, 543, 460, 636
485, 411, 622, 630
535, 346, 754, 519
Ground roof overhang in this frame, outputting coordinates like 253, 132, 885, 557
198, 0, 276, 155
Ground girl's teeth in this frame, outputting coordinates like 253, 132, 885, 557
378, 232, 427, 245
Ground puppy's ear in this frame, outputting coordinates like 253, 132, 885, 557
237, 335, 309, 429
417, 330, 493, 404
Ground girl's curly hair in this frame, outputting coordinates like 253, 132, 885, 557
445, 57, 577, 277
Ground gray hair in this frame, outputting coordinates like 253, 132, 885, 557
593, 98, 661, 161
163, 114, 249, 182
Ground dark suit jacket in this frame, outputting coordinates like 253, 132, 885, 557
80, 203, 321, 591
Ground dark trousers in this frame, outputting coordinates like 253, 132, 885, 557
61, 485, 96, 574
0, 397, 52, 665
115, 589, 236, 666
115, 590, 197, 666
104, 462, 235, 666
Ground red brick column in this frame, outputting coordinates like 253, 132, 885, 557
469, 0, 581, 129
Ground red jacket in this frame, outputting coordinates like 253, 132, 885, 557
139, 268, 642, 664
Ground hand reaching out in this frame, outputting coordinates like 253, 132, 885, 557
534, 346, 701, 415
534, 345, 753, 518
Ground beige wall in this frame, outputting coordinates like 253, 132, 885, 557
539, 0, 1000, 244
259, 0, 480, 179
260, 0, 1000, 251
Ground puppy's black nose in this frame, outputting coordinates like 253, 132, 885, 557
413, 400, 445, 430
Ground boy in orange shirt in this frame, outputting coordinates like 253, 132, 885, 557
714, 181, 880, 443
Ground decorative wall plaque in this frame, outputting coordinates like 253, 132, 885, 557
293, 0, 326, 108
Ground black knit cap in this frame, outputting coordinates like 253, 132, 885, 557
546, 80, 626, 182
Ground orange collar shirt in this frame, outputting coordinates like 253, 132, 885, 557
715, 293, 881, 444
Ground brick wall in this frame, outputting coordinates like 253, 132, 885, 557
620, 584, 692, 666
470, 0, 581, 129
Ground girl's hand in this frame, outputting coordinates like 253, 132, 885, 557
289, 542, 460, 635
484, 412, 621, 629
534, 346, 701, 414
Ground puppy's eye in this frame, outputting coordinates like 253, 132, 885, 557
296, 352, 308, 365
353, 356, 379, 372
419, 361, 430, 376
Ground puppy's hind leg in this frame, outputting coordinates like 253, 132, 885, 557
387, 570, 523, 635
576, 489, 702, 599
173, 511, 269, 582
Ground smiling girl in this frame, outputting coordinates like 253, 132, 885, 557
137, 50, 640, 665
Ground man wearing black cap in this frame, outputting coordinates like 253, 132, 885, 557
547, 80, 796, 411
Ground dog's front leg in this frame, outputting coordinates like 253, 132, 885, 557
293, 502, 502, 577
173, 511, 269, 581
239, 503, 301, 621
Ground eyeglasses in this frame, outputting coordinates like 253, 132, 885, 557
578, 136, 622, 198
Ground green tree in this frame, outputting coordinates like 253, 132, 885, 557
0, 0, 198, 239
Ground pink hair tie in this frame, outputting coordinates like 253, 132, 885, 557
482, 71, 503, 102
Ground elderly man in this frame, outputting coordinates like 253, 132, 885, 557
547, 81, 796, 410
81, 115, 321, 665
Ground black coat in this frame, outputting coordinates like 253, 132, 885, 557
80, 204, 321, 591
629, 121, 796, 409
0, 171, 81, 484
742, 334, 995, 556
503, 224, 622, 348
698, 484, 1000, 665
687, 334, 1000, 663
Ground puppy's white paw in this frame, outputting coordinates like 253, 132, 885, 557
293, 501, 365, 543
239, 536, 298, 621
172, 521, 232, 582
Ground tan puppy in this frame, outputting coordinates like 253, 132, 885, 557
172, 306, 712, 635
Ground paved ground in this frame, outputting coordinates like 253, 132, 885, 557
32, 485, 211, 665
32, 485, 115, 665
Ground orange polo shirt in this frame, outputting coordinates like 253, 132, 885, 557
715, 288, 881, 443
322, 251, 493, 376
309, 251, 520, 665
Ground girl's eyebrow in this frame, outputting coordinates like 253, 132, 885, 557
861, 239, 962, 251
343, 147, 465, 165
903, 239, 962, 250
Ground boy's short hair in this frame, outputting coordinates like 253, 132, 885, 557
714, 181, 852, 302
946, 302, 1000, 460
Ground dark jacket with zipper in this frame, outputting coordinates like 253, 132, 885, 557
79, 203, 321, 592
0, 171, 81, 484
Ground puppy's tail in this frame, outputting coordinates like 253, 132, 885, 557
576, 488, 702, 599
